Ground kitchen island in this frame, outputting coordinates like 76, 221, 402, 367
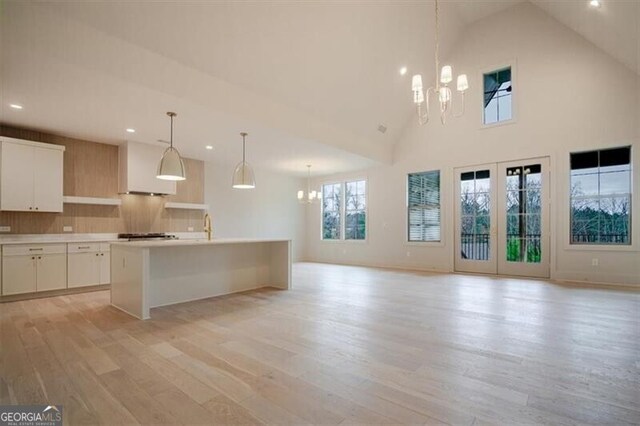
110, 238, 291, 319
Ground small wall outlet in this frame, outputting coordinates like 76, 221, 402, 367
591, 258, 599, 266
0, 226, 10, 233
187, 227, 194, 232
63, 226, 73, 232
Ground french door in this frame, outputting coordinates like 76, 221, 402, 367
454, 157, 550, 278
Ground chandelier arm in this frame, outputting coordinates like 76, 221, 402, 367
421, 87, 436, 125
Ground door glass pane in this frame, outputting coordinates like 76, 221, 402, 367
460, 170, 491, 261
505, 164, 542, 263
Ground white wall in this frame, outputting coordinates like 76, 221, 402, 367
306, 3, 640, 286
204, 162, 307, 261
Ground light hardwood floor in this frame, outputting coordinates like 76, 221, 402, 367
1, 262, 638, 425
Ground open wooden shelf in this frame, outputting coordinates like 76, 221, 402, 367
164, 202, 209, 211
63, 196, 122, 206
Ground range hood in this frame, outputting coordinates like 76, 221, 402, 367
118, 141, 177, 195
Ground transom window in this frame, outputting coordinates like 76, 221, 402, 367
570, 146, 631, 245
322, 180, 367, 241
483, 67, 512, 125
408, 171, 440, 242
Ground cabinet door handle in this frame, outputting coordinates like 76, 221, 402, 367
78, 246, 90, 249
31, 256, 35, 260
35, 207, 39, 210
29, 207, 33, 210
38, 256, 42, 259
29, 248, 43, 251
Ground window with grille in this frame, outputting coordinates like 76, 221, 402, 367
345, 180, 366, 240
570, 146, 631, 245
483, 67, 512, 125
322, 183, 342, 240
408, 171, 441, 242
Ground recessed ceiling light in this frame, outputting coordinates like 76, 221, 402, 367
399, 66, 408, 76
205, 145, 213, 150
126, 128, 136, 133
9, 104, 23, 110
589, 0, 601, 8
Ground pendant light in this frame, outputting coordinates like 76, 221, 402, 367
232, 132, 255, 189
297, 164, 320, 203
157, 112, 186, 181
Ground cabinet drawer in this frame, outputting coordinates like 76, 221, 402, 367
3, 244, 66, 256
67, 243, 100, 253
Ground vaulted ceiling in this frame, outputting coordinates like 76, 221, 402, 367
1, 0, 637, 176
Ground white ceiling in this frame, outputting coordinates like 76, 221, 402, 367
531, 0, 639, 74
1, 0, 638, 177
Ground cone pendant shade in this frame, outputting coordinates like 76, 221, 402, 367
232, 162, 255, 189
157, 112, 186, 181
157, 146, 186, 181
232, 132, 255, 189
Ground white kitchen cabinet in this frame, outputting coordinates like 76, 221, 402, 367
99, 243, 111, 284
33, 146, 65, 212
0, 137, 65, 212
68, 251, 99, 288
67, 243, 110, 288
36, 253, 67, 291
2, 244, 67, 295
2, 255, 36, 295
0, 141, 34, 211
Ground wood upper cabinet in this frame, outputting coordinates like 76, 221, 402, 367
0, 137, 65, 212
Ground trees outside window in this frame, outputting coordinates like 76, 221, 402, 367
322, 180, 366, 241
570, 147, 631, 245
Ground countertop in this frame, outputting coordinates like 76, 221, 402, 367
0, 234, 122, 245
0, 232, 207, 246
110, 238, 291, 249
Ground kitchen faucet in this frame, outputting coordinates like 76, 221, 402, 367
204, 213, 213, 241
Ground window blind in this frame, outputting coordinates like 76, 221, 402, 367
408, 171, 441, 242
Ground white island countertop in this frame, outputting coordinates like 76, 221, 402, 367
110, 237, 291, 248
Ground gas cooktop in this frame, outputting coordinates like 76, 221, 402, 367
118, 233, 178, 241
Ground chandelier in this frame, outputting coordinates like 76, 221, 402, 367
411, 0, 469, 125
297, 165, 320, 204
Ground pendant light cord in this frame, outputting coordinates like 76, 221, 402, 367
170, 115, 173, 148
434, 0, 440, 89
242, 134, 246, 164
